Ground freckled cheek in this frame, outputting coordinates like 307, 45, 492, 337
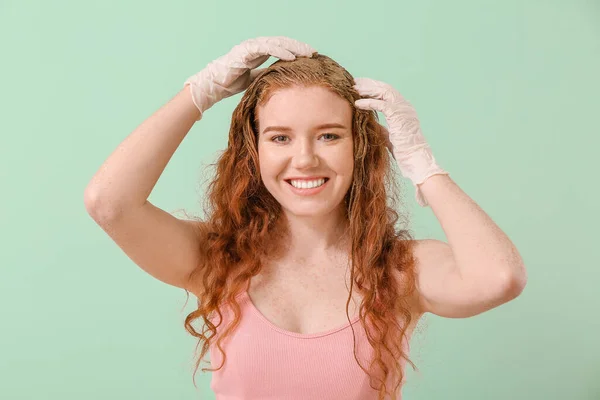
258, 154, 288, 180
330, 148, 354, 172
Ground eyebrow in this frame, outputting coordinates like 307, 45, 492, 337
261, 123, 348, 134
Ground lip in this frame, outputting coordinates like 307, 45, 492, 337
284, 176, 329, 181
285, 178, 330, 196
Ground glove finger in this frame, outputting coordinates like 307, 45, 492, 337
266, 36, 316, 57
232, 42, 287, 70
355, 104, 396, 159
263, 45, 296, 61
249, 68, 267, 82
243, 53, 271, 70
355, 98, 409, 128
353, 77, 388, 97
242, 36, 315, 65
378, 124, 396, 156
231, 37, 315, 72
354, 77, 406, 104
240, 44, 294, 68
354, 98, 389, 114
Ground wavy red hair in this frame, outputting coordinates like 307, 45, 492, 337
182, 53, 419, 399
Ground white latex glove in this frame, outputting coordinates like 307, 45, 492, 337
183, 36, 316, 120
353, 78, 449, 207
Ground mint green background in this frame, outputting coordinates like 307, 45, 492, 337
1, 0, 598, 399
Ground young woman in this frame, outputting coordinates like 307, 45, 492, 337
84, 36, 527, 400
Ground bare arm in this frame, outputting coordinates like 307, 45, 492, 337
84, 85, 200, 218
82, 38, 316, 291
83, 85, 205, 292
412, 175, 527, 318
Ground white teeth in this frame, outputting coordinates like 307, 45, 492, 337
289, 178, 326, 189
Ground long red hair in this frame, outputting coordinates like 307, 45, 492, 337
182, 53, 419, 399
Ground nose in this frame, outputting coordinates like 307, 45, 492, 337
290, 140, 320, 169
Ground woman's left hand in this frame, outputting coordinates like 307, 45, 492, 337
353, 77, 449, 207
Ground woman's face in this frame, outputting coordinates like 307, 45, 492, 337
256, 85, 354, 218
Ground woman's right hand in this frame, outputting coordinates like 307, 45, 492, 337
183, 36, 316, 120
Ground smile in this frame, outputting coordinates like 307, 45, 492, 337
284, 178, 330, 196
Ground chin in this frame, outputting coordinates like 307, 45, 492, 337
283, 210, 330, 219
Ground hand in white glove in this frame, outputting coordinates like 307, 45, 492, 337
184, 36, 316, 120
353, 78, 449, 207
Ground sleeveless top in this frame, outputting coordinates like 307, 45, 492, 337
207, 290, 409, 400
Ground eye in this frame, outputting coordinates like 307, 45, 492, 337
270, 134, 340, 144
321, 133, 340, 141
271, 135, 288, 143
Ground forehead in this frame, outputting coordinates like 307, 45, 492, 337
257, 86, 352, 129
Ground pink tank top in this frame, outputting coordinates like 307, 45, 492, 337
208, 290, 409, 399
